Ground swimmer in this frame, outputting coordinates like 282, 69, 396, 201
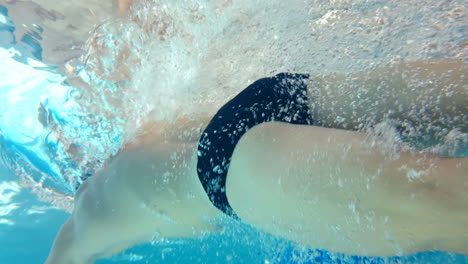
45, 58, 467, 264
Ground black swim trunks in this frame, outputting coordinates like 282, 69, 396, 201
197, 73, 313, 218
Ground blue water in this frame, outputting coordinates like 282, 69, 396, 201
0, 163, 69, 263
0, 3, 467, 264
1, 159, 466, 264
1, 158, 467, 264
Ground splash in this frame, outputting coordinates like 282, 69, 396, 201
0, 0, 466, 211
68, 0, 466, 148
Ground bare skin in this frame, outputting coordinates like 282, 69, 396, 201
118, 0, 136, 16
309, 58, 467, 130
228, 123, 467, 256
46, 59, 467, 263
46, 139, 220, 264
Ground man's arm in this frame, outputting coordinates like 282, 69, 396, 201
308, 59, 467, 131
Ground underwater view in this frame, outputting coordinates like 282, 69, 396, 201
0, 0, 467, 263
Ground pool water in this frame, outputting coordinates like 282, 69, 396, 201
1, 1, 467, 263
1, 159, 467, 264
1, 157, 467, 264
